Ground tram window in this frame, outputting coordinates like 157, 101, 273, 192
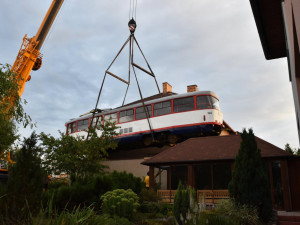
196, 95, 220, 110
77, 119, 89, 131
154, 101, 171, 116
136, 105, 152, 120
173, 96, 195, 112
68, 122, 76, 134
211, 97, 220, 110
119, 109, 134, 123
91, 116, 102, 129
104, 113, 117, 123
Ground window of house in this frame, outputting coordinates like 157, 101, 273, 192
77, 119, 89, 132
197, 95, 220, 110
171, 166, 188, 189
194, 165, 212, 190
213, 163, 232, 190
173, 96, 195, 112
119, 109, 134, 123
154, 101, 171, 116
104, 113, 117, 123
136, 105, 152, 120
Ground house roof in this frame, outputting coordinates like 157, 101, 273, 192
249, 0, 286, 60
141, 134, 291, 166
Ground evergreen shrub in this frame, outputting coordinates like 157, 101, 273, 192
228, 128, 272, 222
101, 189, 140, 219
173, 182, 199, 225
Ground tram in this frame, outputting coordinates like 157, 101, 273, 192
65, 90, 223, 146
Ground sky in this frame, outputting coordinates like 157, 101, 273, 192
0, 0, 298, 149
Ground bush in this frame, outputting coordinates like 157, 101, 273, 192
215, 199, 261, 225
139, 201, 159, 213
108, 171, 144, 194
101, 189, 139, 219
43, 171, 143, 212
173, 182, 199, 225
139, 188, 160, 203
197, 211, 235, 225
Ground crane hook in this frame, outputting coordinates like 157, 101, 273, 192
128, 18, 136, 34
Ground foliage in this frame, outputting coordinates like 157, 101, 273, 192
32, 205, 133, 225
284, 143, 300, 155
228, 128, 272, 222
0, 64, 33, 155
173, 182, 199, 225
196, 211, 235, 225
215, 199, 261, 225
43, 171, 144, 211
101, 189, 140, 219
109, 170, 144, 194
39, 123, 118, 177
0, 115, 17, 154
139, 188, 160, 203
0, 64, 32, 126
0, 132, 45, 222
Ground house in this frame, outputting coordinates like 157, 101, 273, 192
141, 134, 300, 211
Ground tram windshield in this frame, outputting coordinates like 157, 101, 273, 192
196, 95, 220, 110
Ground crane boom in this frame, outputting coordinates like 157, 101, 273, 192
11, 0, 64, 97
0, 0, 64, 175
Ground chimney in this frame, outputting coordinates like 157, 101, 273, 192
163, 82, 172, 93
187, 84, 198, 93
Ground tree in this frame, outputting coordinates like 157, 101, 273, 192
284, 143, 300, 155
0, 64, 32, 155
284, 143, 294, 155
40, 121, 118, 177
5, 132, 45, 221
228, 128, 272, 222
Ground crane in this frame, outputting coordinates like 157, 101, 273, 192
12, 0, 64, 97
0, 0, 64, 176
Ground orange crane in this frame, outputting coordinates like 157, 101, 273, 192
0, 0, 64, 176
12, 0, 64, 97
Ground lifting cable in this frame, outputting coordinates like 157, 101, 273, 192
88, 13, 161, 141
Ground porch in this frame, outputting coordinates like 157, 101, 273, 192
157, 189, 230, 205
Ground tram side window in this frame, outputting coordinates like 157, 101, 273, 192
136, 105, 152, 120
154, 101, 171, 116
77, 119, 89, 131
119, 109, 134, 123
196, 95, 220, 110
173, 96, 195, 112
68, 122, 76, 134
91, 116, 102, 129
104, 113, 117, 123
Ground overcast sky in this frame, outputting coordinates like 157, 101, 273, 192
0, 0, 298, 149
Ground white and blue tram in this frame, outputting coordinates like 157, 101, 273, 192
65, 91, 223, 146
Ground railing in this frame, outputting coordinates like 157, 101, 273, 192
157, 189, 230, 205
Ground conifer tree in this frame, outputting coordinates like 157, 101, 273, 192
228, 128, 272, 222
7, 132, 45, 220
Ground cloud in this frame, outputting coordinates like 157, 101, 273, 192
0, 0, 298, 149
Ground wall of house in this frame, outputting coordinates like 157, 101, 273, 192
102, 159, 167, 189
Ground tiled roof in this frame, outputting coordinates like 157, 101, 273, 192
141, 134, 291, 165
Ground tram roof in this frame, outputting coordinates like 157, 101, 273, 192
66, 90, 219, 123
